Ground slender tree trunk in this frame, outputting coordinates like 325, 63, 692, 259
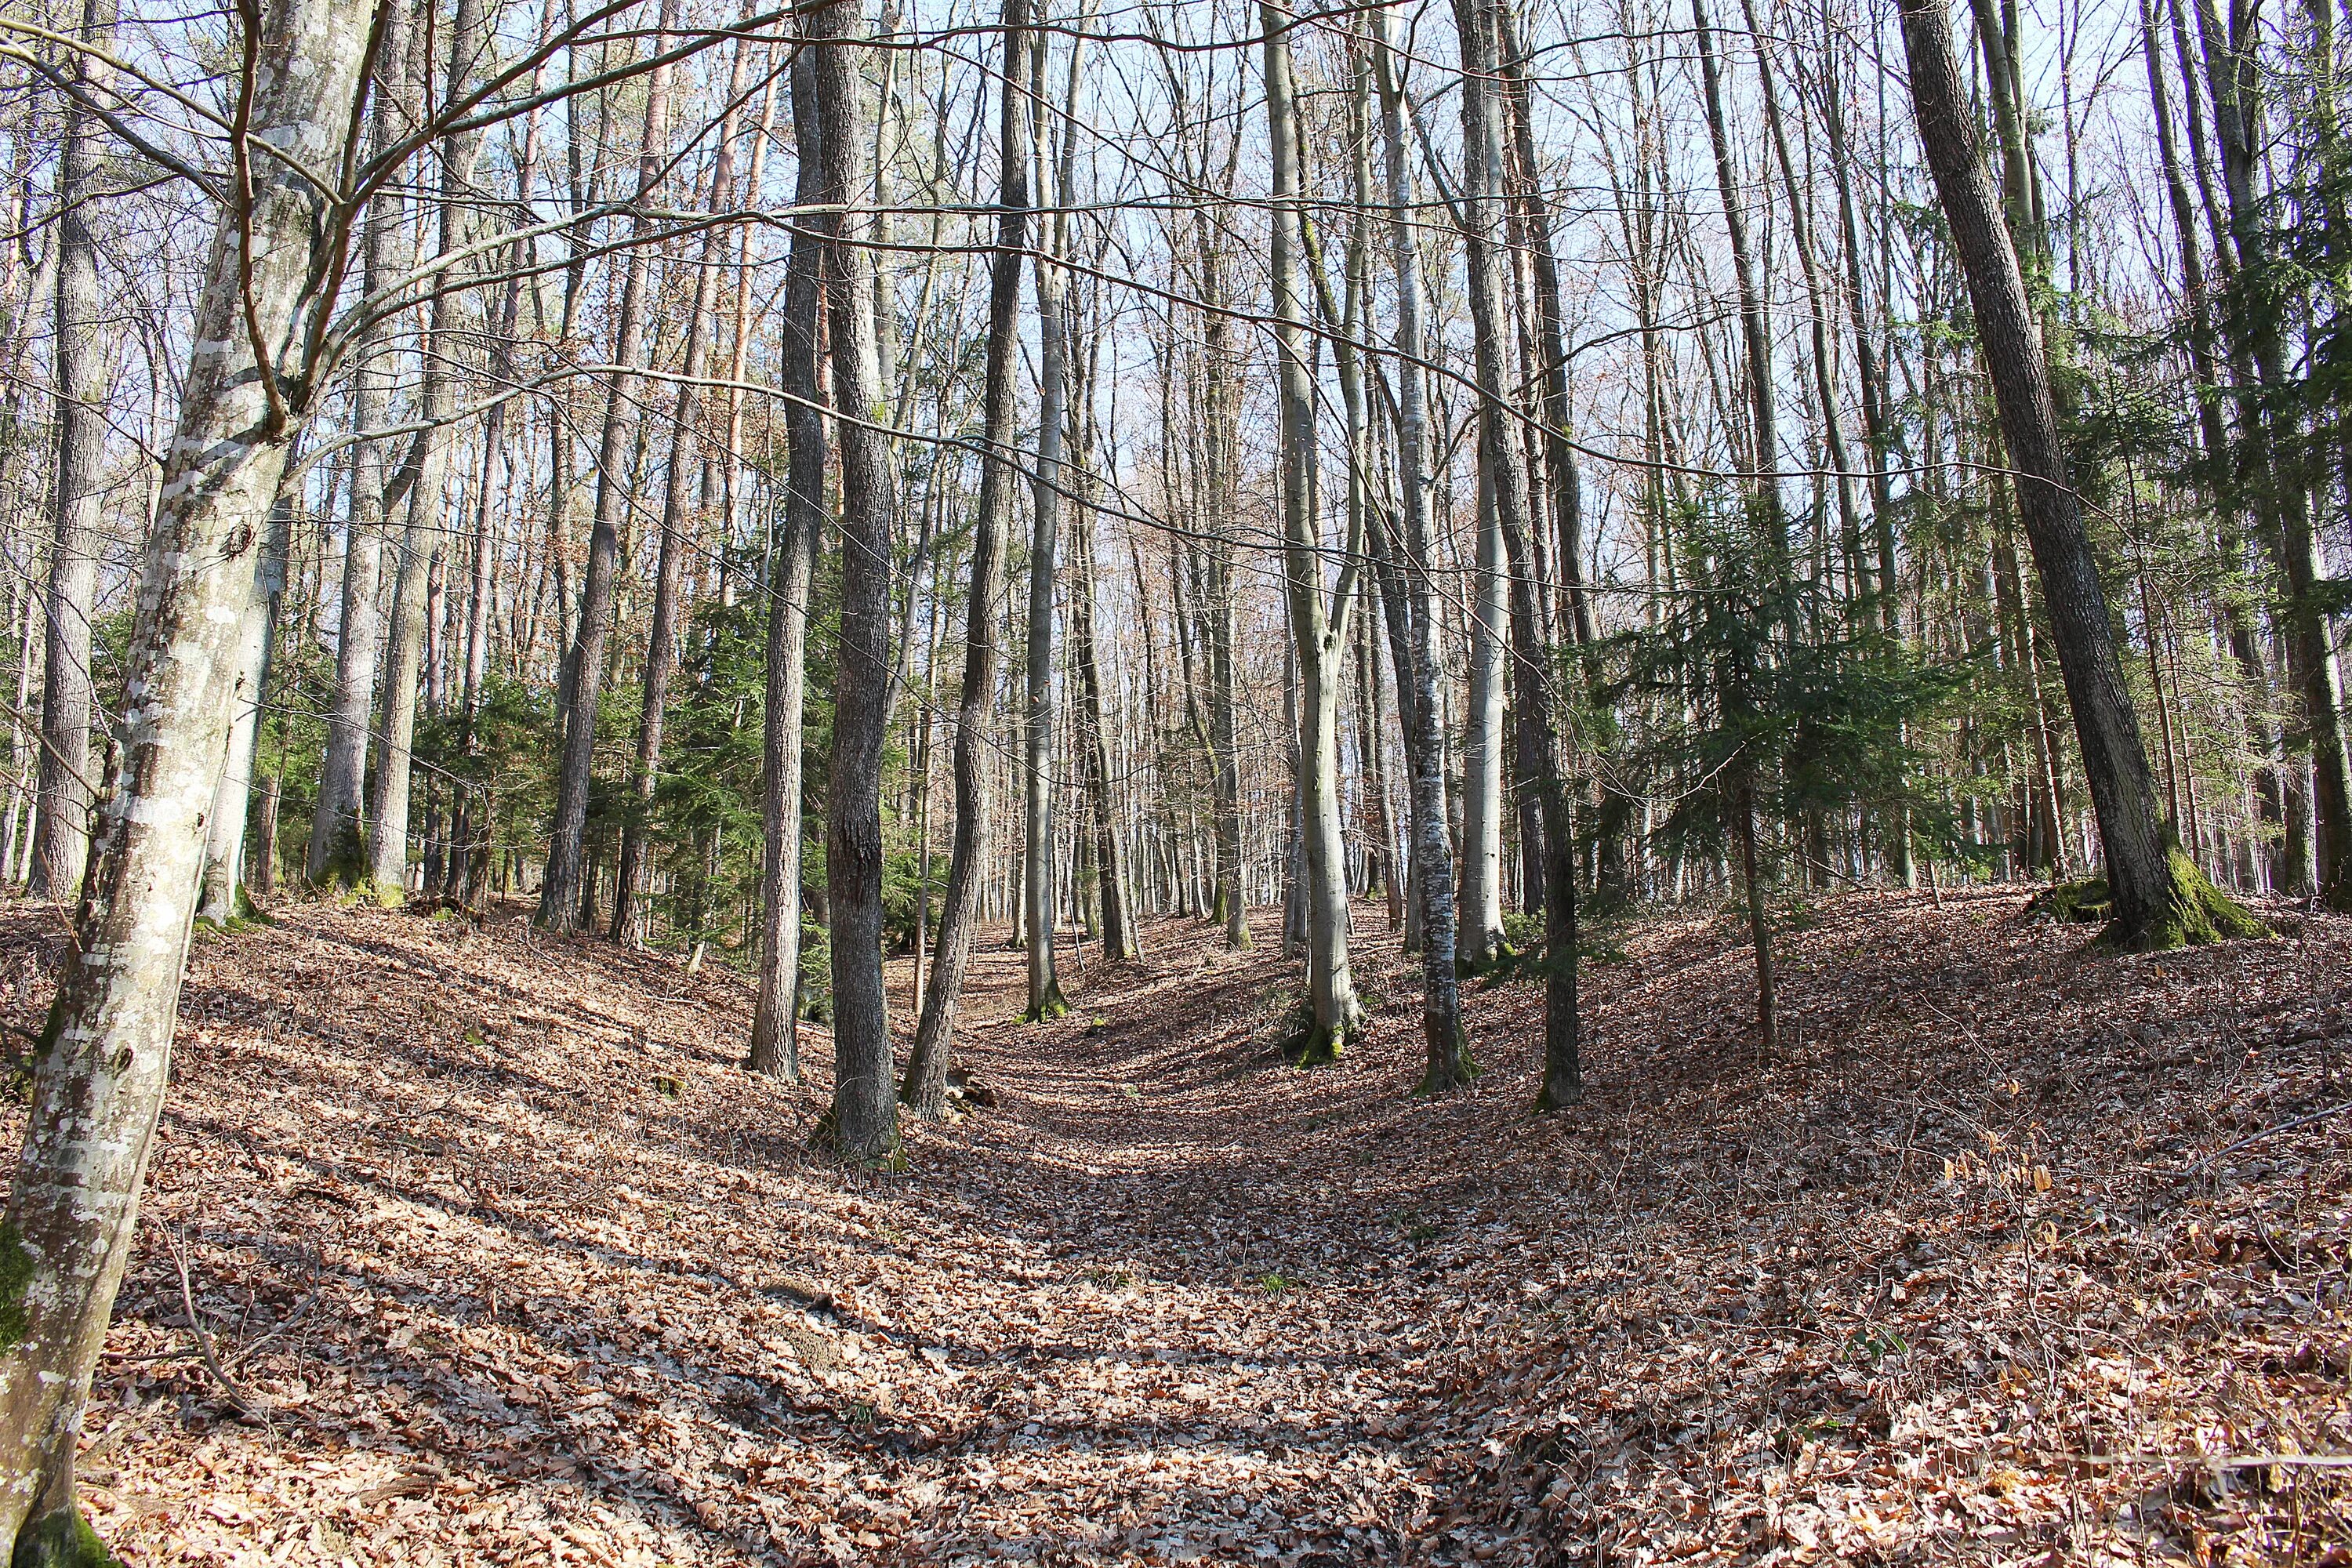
0, 0, 371, 1548
1263, 0, 1361, 1057
1022, 28, 1080, 1020
1454, 0, 1531, 971
199, 487, 293, 924
1375, 3, 1469, 1088
2135, 0, 2286, 890
365, 0, 485, 904
2194, 0, 2352, 906
614, 46, 748, 944
306, 0, 410, 888
902, 0, 1029, 1113
1692, 0, 1788, 570
30, 0, 118, 902
1069, 502, 1134, 963
540, 0, 681, 932
749, 49, 829, 1079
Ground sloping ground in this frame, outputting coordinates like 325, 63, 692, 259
0, 886, 2341, 1566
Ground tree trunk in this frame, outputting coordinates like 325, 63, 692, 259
902, 0, 1029, 1115
1069, 500, 1135, 964
363, 0, 485, 905
1022, 27, 1080, 1021
2194, 0, 2352, 906
198, 487, 292, 925
747, 45, 828, 1082
305, 0, 408, 888
1899, 0, 2256, 948
1374, 2, 1470, 1089
0, 0, 371, 1548
1691, 0, 1788, 571
1453, 0, 1532, 972
811, 0, 901, 1166
614, 45, 748, 944
30, 0, 118, 903
1261, 0, 1362, 1059
540, 0, 681, 933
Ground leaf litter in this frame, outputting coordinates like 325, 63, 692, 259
0, 884, 2343, 1565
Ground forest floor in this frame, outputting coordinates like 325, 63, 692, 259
4, 884, 2349, 1566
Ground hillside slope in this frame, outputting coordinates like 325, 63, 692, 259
0, 887, 2342, 1565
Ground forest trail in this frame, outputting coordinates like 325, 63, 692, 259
5, 891, 2350, 1566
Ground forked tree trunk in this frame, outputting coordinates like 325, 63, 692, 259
0, 0, 372, 1550
811, 0, 901, 1165
747, 45, 828, 1080
901, 0, 1029, 1115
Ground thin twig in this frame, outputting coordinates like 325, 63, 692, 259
2188, 1102, 2352, 1171
2045, 1451, 2352, 1470
158, 1223, 265, 1417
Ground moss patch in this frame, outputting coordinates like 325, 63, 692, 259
0, 1221, 34, 1355
1279, 1007, 1356, 1069
2024, 877, 2113, 925
1021, 983, 1071, 1025
2140, 848, 2267, 949
2027, 853, 2267, 950
11, 1508, 121, 1568
1414, 1032, 1483, 1096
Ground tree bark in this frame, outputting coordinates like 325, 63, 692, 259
1899, 0, 2250, 947
0, 0, 372, 1548
902, 0, 1029, 1114
1262, 0, 1362, 1058
811, 0, 901, 1165
753, 45, 837, 1081
198, 486, 292, 924
1374, 2, 1469, 1088
614, 42, 750, 944
305, 0, 407, 888
1022, 26, 1081, 1020
539, 0, 681, 932
746, 49, 829, 1080
2193, 0, 2352, 906
30, 0, 118, 903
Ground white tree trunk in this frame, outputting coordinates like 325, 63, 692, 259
1457, 466, 1508, 967
1261, 0, 1359, 1057
198, 491, 292, 924
0, 0, 372, 1550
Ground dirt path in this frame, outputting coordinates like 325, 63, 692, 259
5, 891, 2347, 1566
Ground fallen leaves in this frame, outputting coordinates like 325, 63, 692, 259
0, 887, 2339, 1564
